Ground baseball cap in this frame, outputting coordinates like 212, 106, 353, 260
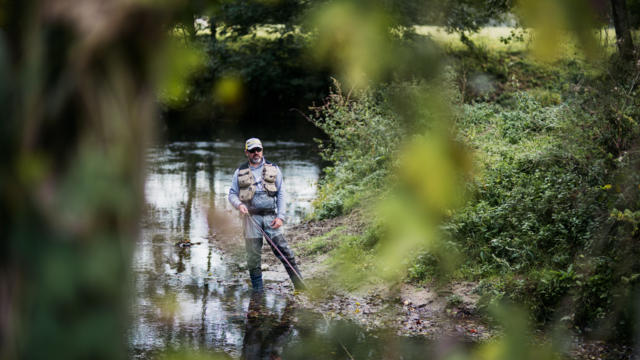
245, 138, 262, 151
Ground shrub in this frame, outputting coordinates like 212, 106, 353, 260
451, 69, 640, 339
310, 82, 402, 219
444, 91, 613, 273
309, 50, 640, 341
161, 32, 331, 138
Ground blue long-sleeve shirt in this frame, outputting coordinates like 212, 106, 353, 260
228, 158, 286, 221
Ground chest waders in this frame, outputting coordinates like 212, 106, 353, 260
236, 161, 304, 292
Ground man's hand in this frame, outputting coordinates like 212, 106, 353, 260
270, 217, 283, 229
238, 204, 249, 215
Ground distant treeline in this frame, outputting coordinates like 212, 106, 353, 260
160, 32, 331, 140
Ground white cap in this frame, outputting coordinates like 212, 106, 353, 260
245, 138, 262, 151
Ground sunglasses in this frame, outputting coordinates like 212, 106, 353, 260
248, 148, 263, 153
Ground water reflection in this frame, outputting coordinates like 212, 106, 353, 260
130, 140, 320, 358
242, 294, 295, 360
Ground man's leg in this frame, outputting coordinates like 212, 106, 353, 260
245, 237, 263, 292
244, 215, 264, 292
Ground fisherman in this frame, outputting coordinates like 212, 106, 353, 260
228, 138, 305, 292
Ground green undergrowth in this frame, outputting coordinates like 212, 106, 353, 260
310, 82, 403, 219
310, 36, 640, 341
297, 222, 382, 291
426, 73, 640, 335
296, 226, 347, 256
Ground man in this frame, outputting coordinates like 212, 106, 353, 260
228, 138, 304, 292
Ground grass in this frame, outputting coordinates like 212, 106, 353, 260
294, 220, 382, 290
178, 23, 626, 56
415, 25, 527, 51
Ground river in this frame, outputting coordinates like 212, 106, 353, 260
129, 139, 323, 358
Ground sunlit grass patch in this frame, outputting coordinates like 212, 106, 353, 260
416, 25, 627, 63
177, 23, 632, 64
172, 23, 310, 40
415, 25, 527, 52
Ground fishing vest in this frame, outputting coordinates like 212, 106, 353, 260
237, 161, 278, 202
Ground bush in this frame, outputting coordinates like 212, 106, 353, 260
310, 82, 403, 219
450, 66, 640, 339
444, 91, 611, 273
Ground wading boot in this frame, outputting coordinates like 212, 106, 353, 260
249, 269, 264, 293
246, 237, 264, 293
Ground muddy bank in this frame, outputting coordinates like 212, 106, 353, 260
288, 214, 489, 340
222, 212, 490, 342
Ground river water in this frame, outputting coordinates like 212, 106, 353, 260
129, 140, 322, 358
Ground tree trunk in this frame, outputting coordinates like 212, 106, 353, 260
1, 0, 163, 358
210, 17, 217, 45
187, 14, 197, 41
611, 0, 634, 59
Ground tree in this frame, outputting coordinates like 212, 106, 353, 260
611, 0, 635, 59
0, 0, 172, 358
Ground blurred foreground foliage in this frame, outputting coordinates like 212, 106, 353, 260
0, 0, 196, 359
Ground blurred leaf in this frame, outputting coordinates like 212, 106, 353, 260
213, 75, 244, 105
398, 135, 466, 212
17, 152, 50, 186
473, 304, 562, 360
308, 0, 394, 88
516, 0, 602, 61
156, 39, 205, 107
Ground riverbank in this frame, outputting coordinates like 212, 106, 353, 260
232, 213, 633, 360
220, 212, 489, 341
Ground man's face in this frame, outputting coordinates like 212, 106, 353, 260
245, 147, 263, 164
